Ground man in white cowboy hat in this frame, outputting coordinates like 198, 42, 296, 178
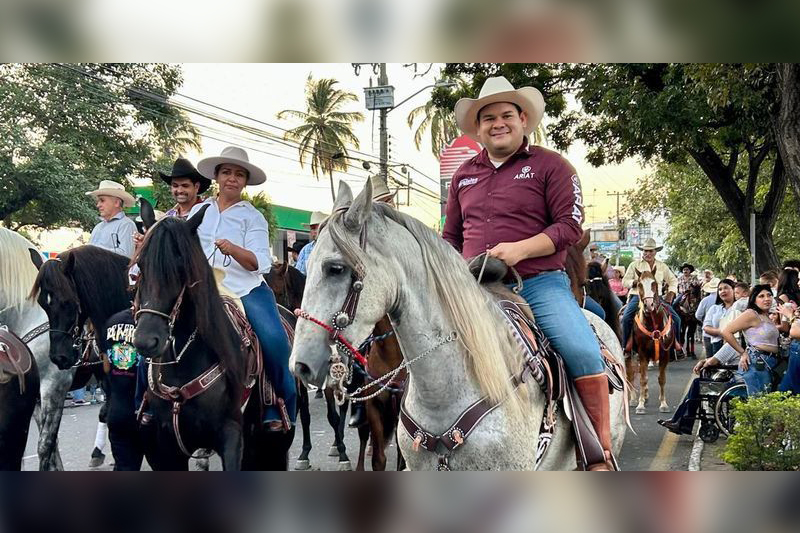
442, 76, 616, 470
86, 180, 138, 258
296, 210, 328, 276
620, 237, 682, 355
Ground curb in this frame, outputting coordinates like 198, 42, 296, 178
688, 432, 703, 471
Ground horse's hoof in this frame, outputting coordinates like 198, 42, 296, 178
659, 405, 671, 413
294, 459, 311, 471
635, 406, 646, 415
338, 460, 352, 471
328, 445, 339, 457
647, 361, 654, 369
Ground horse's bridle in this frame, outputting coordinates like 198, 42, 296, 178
134, 280, 199, 364
295, 222, 369, 402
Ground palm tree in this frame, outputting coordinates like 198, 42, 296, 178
277, 75, 364, 201
406, 100, 459, 160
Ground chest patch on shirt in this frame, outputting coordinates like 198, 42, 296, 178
513, 166, 534, 180
109, 342, 137, 371
459, 177, 478, 188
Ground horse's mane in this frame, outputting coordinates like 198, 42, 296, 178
137, 217, 245, 400
31, 245, 131, 328
325, 203, 527, 419
565, 229, 590, 303
0, 227, 39, 312
586, 261, 621, 340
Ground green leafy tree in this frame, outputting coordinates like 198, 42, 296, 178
242, 191, 278, 240
277, 75, 364, 201
406, 100, 460, 159
0, 63, 198, 231
439, 63, 794, 272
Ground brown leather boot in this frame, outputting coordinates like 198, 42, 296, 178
574, 373, 615, 471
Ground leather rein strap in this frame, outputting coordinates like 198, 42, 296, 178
634, 302, 673, 363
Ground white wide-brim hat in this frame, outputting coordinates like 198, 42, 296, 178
302, 211, 329, 227
454, 76, 545, 142
368, 174, 397, 202
636, 237, 664, 252
197, 146, 267, 186
85, 180, 136, 208
703, 279, 721, 293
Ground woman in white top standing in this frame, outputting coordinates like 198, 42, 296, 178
702, 279, 737, 356
192, 146, 295, 430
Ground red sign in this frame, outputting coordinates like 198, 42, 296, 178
439, 135, 482, 217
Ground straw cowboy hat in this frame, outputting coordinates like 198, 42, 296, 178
302, 211, 329, 228
613, 265, 626, 276
197, 146, 267, 186
159, 157, 211, 194
85, 180, 136, 209
454, 76, 545, 142
368, 174, 397, 202
636, 238, 663, 252
702, 278, 721, 294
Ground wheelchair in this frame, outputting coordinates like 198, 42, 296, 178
695, 365, 748, 444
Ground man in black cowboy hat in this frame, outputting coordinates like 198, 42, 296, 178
674, 262, 701, 309
161, 157, 211, 219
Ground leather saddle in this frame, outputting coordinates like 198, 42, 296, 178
0, 327, 34, 394
467, 257, 626, 470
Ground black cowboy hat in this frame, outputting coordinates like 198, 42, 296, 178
289, 242, 305, 254
680, 263, 695, 272
159, 157, 212, 194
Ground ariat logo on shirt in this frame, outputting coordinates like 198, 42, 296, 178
459, 177, 478, 188
513, 166, 534, 180
570, 174, 584, 223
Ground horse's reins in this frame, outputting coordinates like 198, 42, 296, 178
134, 280, 200, 366
634, 295, 673, 363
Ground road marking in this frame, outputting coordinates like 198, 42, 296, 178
648, 374, 694, 471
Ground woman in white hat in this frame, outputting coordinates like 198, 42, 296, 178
191, 146, 295, 430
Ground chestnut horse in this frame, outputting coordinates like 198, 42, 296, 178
354, 316, 406, 471
626, 268, 674, 415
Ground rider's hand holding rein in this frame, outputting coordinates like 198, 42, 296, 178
488, 233, 556, 267
215, 238, 258, 272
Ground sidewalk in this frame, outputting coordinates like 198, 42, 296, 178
693, 435, 734, 471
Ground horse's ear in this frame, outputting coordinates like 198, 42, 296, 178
579, 229, 591, 249
601, 258, 609, 273
634, 268, 641, 278
652, 264, 657, 276
332, 181, 353, 213
344, 177, 372, 230
29, 248, 44, 271
61, 252, 75, 276
140, 198, 156, 232
186, 204, 210, 234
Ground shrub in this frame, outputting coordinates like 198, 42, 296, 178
721, 392, 800, 471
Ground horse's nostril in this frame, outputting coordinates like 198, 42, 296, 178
294, 362, 312, 381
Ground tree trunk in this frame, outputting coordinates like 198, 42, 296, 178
754, 217, 782, 274
328, 171, 336, 202
774, 63, 800, 211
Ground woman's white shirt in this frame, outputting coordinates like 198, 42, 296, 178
189, 198, 271, 297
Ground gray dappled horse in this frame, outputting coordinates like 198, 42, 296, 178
291, 181, 627, 470
0, 227, 66, 470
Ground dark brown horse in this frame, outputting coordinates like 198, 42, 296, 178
586, 261, 622, 342
354, 316, 406, 471
626, 268, 674, 415
676, 284, 702, 359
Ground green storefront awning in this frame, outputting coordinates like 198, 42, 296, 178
272, 205, 312, 231
125, 186, 157, 216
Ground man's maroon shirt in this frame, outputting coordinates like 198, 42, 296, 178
442, 139, 586, 277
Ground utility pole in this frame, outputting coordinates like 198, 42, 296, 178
607, 191, 626, 265
378, 63, 389, 185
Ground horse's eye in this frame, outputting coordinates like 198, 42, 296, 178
326, 264, 346, 276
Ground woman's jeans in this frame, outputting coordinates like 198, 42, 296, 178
778, 340, 800, 394
741, 348, 778, 396
508, 271, 604, 378
241, 283, 297, 424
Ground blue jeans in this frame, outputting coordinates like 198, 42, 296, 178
241, 282, 297, 424
621, 295, 682, 349
509, 271, 604, 378
778, 340, 800, 394
583, 295, 605, 320
741, 348, 778, 396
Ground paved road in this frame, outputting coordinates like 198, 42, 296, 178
23, 357, 701, 471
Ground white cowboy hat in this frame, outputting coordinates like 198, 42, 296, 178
368, 175, 396, 202
85, 180, 136, 208
197, 146, 267, 186
702, 278, 720, 293
636, 238, 664, 252
613, 265, 626, 275
302, 211, 329, 227
454, 76, 545, 142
